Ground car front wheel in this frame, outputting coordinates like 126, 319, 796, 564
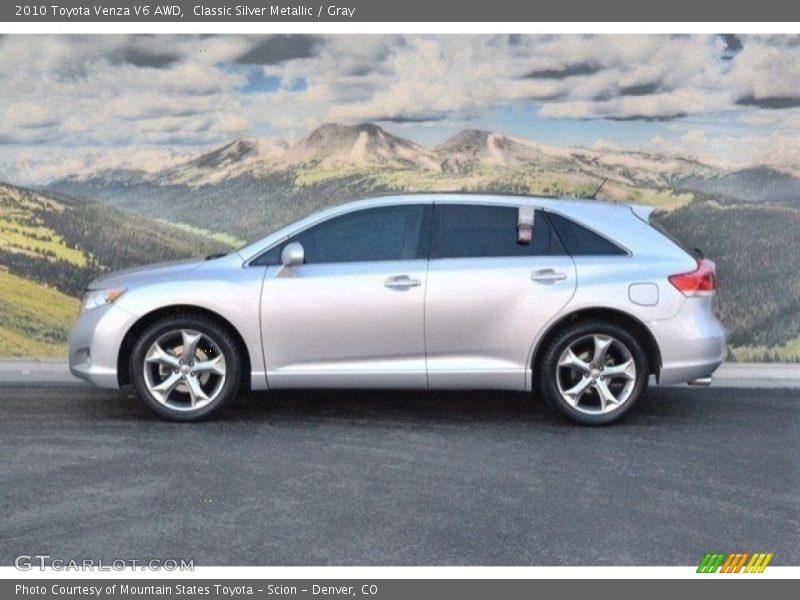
538, 320, 648, 425
129, 315, 242, 421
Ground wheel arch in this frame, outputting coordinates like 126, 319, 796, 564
530, 307, 662, 383
116, 304, 252, 389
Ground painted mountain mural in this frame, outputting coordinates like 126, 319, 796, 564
2, 123, 799, 360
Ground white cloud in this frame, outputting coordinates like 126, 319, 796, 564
591, 139, 623, 151
0, 144, 202, 184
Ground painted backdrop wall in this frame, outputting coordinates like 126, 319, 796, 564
0, 34, 799, 358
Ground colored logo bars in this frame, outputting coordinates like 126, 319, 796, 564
697, 552, 773, 573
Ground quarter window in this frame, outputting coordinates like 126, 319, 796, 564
435, 204, 562, 259
546, 212, 627, 256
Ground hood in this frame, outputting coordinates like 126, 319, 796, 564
87, 258, 206, 290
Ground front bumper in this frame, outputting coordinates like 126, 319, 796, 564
68, 303, 139, 389
648, 297, 726, 386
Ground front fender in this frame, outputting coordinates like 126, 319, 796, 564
113, 268, 268, 389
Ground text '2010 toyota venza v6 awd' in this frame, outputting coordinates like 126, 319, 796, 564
69, 194, 725, 424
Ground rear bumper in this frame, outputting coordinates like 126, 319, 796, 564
68, 304, 137, 389
648, 297, 726, 386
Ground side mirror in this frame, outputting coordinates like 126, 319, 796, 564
281, 242, 305, 267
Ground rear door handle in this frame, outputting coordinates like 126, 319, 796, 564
385, 275, 421, 289
531, 268, 567, 283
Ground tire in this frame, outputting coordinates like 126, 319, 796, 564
537, 319, 648, 425
129, 314, 242, 421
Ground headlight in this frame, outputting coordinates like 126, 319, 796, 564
80, 288, 126, 312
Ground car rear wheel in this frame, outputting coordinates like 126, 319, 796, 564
129, 315, 241, 421
538, 320, 648, 425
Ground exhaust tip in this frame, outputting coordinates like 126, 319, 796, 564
689, 376, 713, 387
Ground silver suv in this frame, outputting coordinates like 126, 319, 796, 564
69, 194, 725, 424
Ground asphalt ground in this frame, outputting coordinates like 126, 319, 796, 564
1, 384, 797, 566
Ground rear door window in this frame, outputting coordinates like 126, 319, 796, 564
434, 204, 563, 258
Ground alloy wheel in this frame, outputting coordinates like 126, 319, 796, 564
555, 334, 637, 415
142, 329, 227, 411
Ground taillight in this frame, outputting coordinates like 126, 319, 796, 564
668, 259, 717, 296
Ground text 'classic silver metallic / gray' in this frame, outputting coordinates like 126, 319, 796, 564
69, 194, 725, 424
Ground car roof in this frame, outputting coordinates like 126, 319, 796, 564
336, 192, 640, 214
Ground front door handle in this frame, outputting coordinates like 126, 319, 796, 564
531, 268, 567, 283
385, 275, 421, 289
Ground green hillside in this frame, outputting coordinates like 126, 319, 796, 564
0, 181, 235, 357
679, 167, 800, 205
0, 182, 232, 297
655, 197, 800, 351
0, 268, 79, 357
